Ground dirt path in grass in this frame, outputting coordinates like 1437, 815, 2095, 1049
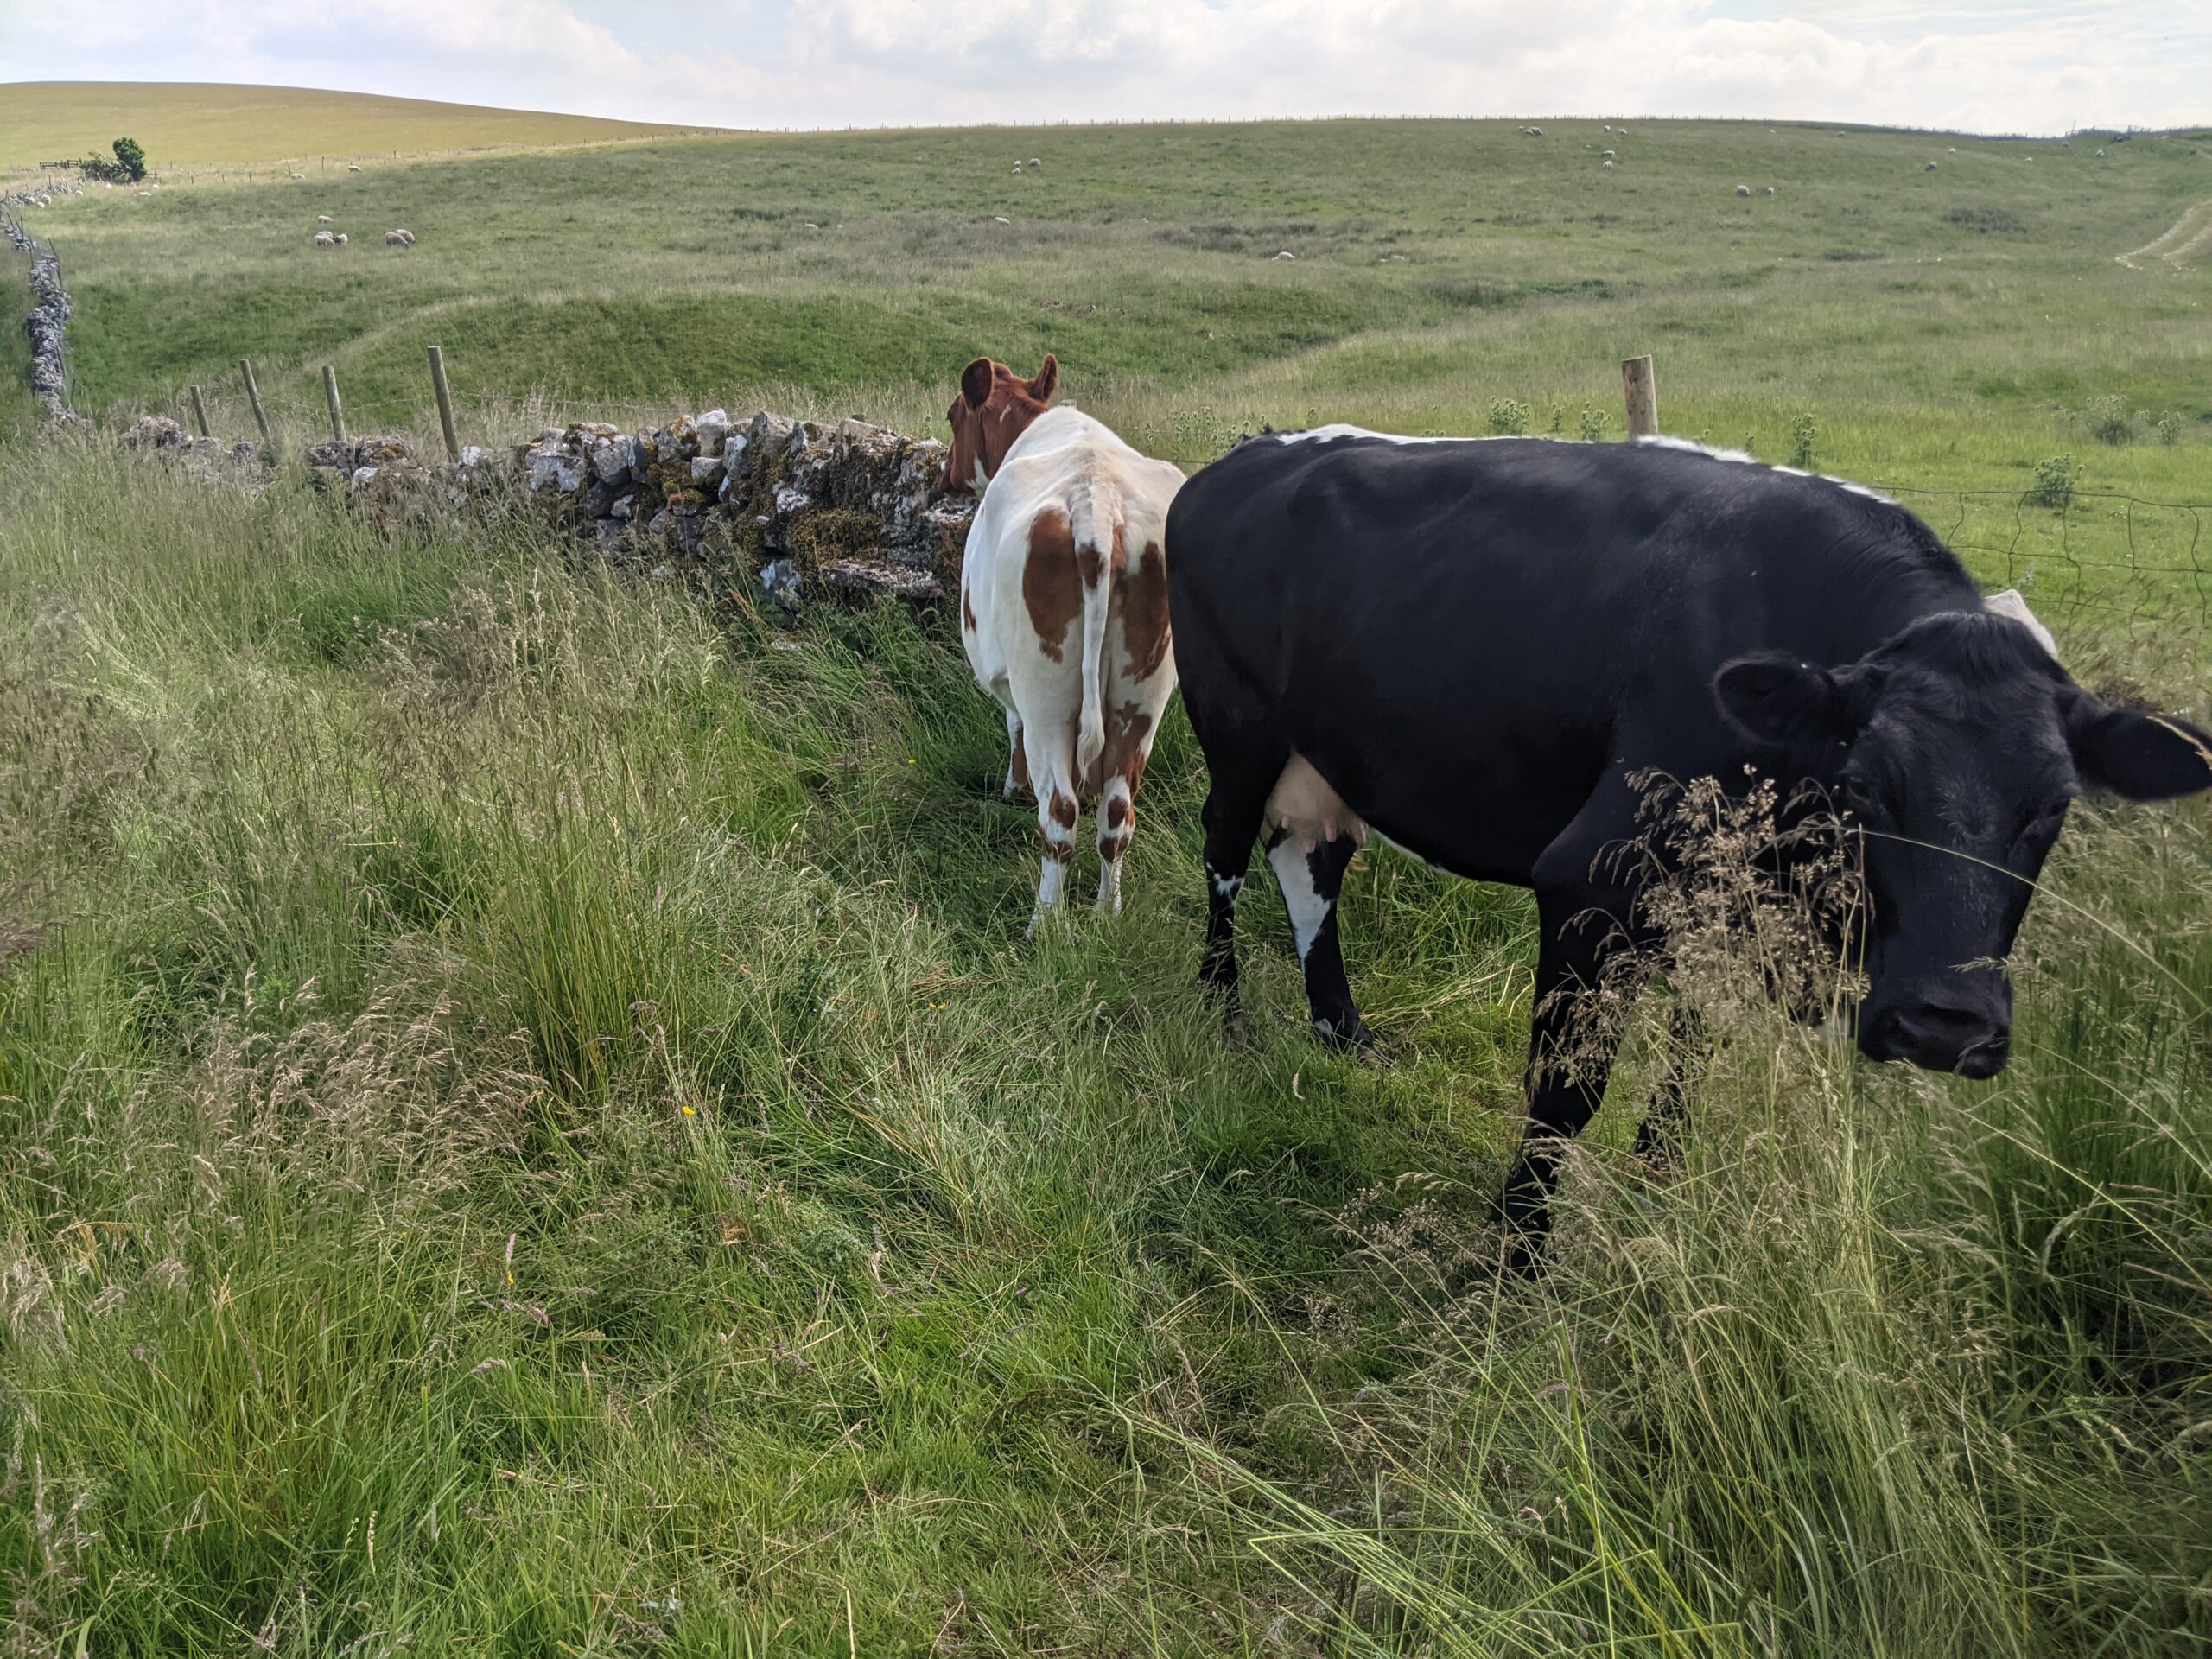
2117, 200, 2212, 270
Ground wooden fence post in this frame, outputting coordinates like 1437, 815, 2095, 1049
188, 384, 212, 438
239, 359, 270, 444
322, 365, 347, 444
427, 345, 460, 463
1621, 354, 1658, 439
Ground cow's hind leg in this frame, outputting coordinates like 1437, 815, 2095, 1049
1266, 830, 1372, 1050
1001, 708, 1028, 802
1026, 728, 1082, 938
1196, 741, 1287, 1012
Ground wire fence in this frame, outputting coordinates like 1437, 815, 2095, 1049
47, 329, 2212, 697
1871, 483, 2210, 677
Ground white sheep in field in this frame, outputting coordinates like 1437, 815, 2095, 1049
317, 214, 334, 224
347, 164, 361, 173
290, 172, 305, 181
334, 232, 347, 245
1027, 157, 1040, 169
1736, 183, 1752, 196
312, 231, 336, 247
385, 228, 415, 246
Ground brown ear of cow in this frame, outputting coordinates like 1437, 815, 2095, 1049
960, 358, 996, 410
1028, 354, 1058, 403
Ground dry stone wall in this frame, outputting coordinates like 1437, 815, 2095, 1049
5, 182, 85, 423
294, 405, 977, 610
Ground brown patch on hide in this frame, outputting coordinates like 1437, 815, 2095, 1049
1022, 508, 1080, 663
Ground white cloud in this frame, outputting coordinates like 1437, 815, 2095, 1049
3, 0, 2205, 133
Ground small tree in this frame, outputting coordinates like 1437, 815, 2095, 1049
111, 137, 146, 182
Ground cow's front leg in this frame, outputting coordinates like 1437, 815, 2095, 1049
1499, 776, 1656, 1273
1498, 887, 1642, 1273
1632, 1003, 1702, 1171
1266, 828, 1371, 1050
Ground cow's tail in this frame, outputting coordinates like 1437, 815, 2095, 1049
1069, 478, 1120, 793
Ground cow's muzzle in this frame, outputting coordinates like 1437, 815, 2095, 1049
1858, 974, 2012, 1078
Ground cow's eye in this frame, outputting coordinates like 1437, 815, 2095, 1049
1838, 777, 1881, 818
2014, 801, 2067, 849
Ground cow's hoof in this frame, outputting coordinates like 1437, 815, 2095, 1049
1312, 1014, 1379, 1057
1487, 1191, 1552, 1281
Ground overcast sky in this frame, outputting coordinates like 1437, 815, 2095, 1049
3, 1, 2205, 136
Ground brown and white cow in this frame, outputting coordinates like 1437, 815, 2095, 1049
944, 356, 1185, 930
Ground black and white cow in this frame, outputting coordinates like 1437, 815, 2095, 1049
1166, 429, 2212, 1265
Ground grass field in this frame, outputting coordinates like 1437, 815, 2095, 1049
4, 96, 2212, 1656
0, 82, 725, 170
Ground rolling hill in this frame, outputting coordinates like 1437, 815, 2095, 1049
0, 80, 729, 168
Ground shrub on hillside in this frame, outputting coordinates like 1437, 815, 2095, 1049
1485, 397, 1531, 436
1789, 411, 1818, 469
75, 137, 148, 184
2083, 394, 2145, 446
2031, 454, 2080, 510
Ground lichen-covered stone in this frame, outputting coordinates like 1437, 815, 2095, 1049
589, 436, 632, 484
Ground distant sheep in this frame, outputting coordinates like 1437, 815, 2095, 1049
385, 228, 416, 246
1601, 149, 1615, 159
1027, 157, 1041, 169
317, 214, 334, 224
1519, 125, 1543, 137
313, 231, 336, 247
1736, 183, 1752, 196
334, 232, 347, 245
1274, 250, 1296, 260
1601, 160, 1614, 169
1765, 186, 1777, 195
290, 172, 305, 181
347, 164, 362, 173
1926, 160, 1938, 171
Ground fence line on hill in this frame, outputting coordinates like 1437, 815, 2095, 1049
116, 346, 2212, 669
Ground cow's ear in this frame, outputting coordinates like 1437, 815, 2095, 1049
1713, 652, 1870, 747
2063, 691, 2212, 800
1028, 354, 1058, 403
960, 358, 995, 410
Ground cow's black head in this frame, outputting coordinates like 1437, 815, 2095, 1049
1714, 611, 2212, 1078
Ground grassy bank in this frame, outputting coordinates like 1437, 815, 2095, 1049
3, 429, 2209, 1654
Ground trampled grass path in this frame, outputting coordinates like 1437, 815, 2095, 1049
2116, 198, 2212, 269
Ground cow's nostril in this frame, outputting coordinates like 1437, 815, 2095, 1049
1913, 1002, 1990, 1039
1954, 1033, 2010, 1078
